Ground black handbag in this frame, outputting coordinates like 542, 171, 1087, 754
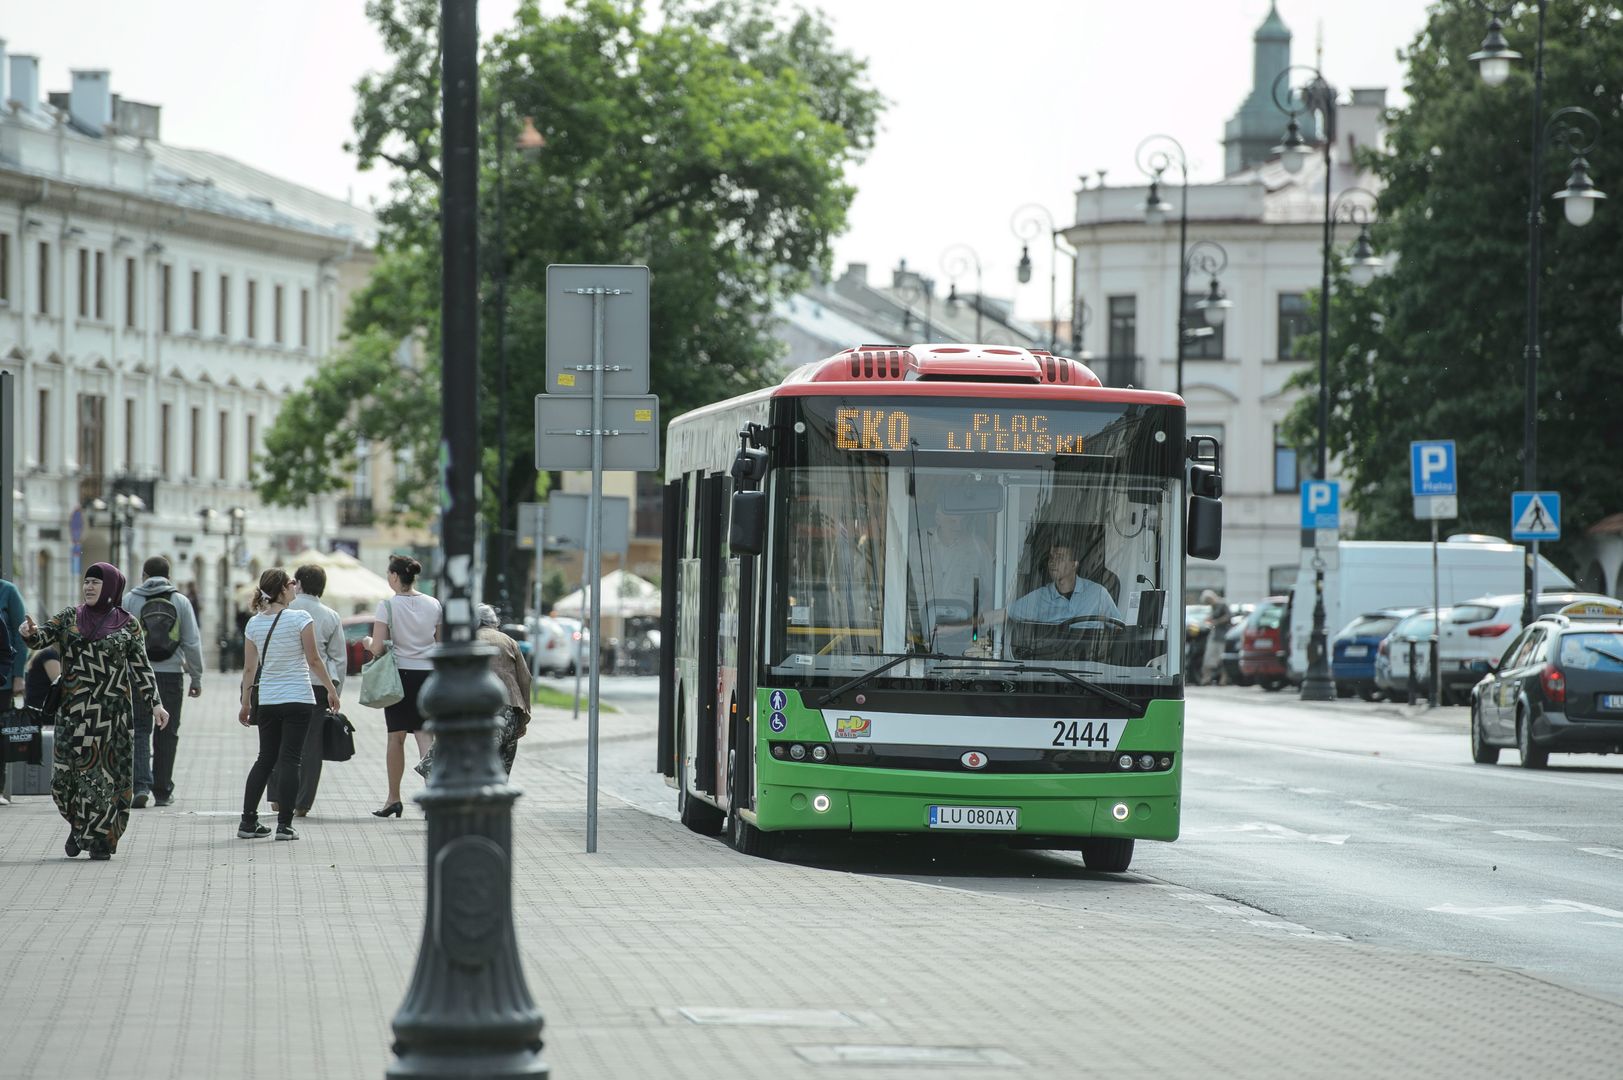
322, 711, 357, 762
1, 708, 44, 766
247, 610, 286, 725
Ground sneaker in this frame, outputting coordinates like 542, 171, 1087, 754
274, 825, 299, 841
132, 792, 151, 808
237, 823, 272, 839
154, 795, 174, 807
0, 793, 10, 806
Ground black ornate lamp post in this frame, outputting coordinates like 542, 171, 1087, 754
1071, 296, 1093, 361
1011, 203, 1070, 353
91, 493, 144, 570
1137, 135, 1192, 395
893, 266, 935, 341
940, 244, 984, 341
1272, 63, 1343, 703
1468, 1, 1606, 626
387, 2, 548, 1076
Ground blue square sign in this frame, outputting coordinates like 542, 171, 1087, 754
1410, 440, 1457, 497
1300, 481, 1340, 530
1511, 491, 1560, 542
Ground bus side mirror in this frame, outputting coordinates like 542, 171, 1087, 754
1188, 495, 1222, 560
730, 490, 767, 555
1189, 464, 1221, 499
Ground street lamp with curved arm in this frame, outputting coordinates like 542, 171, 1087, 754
1185, 240, 1231, 330
1330, 186, 1384, 288
940, 244, 984, 341
893, 271, 935, 342
1137, 135, 1198, 395
1010, 203, 1068, 353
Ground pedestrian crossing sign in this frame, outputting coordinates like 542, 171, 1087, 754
1511, 491, 1560, 541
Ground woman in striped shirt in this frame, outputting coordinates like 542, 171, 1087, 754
235, 568, 341, 841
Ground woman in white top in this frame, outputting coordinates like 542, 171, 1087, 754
236, 568, 341, 841
366, 554, 442, 818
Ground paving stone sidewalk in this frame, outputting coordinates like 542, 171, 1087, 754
2, 674, 1621, 1079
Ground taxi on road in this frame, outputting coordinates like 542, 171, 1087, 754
1469, 599, 1623, 768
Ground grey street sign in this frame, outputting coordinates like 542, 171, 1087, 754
545, 492, 629, 556
535, 394, 661, 472
545, 264, 650, 396
1413, 494, 1458, 521
516, 502, 543, 551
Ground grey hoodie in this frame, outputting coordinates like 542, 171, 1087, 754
122, 577, 205, 680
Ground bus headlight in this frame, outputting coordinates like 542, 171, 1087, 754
1138, 754, 1156, 771
811, 745, 829, 762
1117, 754, 1134, 770
789, 744, 807, 761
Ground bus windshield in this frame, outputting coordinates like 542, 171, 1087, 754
768, 396, 1184, 693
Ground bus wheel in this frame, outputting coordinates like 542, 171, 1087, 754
1079, 837, 1134, 873
677, 718, 725, 836
726, 755, 778, 859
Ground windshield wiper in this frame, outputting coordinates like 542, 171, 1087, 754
1581, 643, 1623, 665
816, 651, 957, 707
928, 658, 1146, 716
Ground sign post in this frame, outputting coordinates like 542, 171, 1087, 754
1511, 491, 1561, 628
1411, 441, 1458, 706
539, 264, 656, 853
1299, 480, 1340, 702
0, 372, 13, 583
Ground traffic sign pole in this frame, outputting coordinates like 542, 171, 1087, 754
586, 286, 606, 855
1511, 491, 1561, 628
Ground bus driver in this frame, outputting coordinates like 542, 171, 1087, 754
966, 539, 1122, 633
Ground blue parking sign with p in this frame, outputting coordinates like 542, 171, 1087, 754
1300, 481, 1340, 529
1410, 440, 1457, 497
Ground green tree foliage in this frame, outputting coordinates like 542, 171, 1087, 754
257, 0, 882, 535
1283, 2, 1622, 569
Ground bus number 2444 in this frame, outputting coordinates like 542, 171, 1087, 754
1052, 721, 1110, 748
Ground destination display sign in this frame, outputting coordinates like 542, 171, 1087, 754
831, 406, 1099, 456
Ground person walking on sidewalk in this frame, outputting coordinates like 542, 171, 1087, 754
266, 564, 345, 818
19, 563, 168, 860
366, 555, 441, 818
235, 569, 341, 842
122, 556, 204, 808
477, 604, 531, 774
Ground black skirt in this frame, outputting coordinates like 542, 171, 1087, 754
385, 667, 433, 733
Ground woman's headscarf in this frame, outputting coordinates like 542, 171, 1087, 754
77, 562, 134, 642
476, 604, 502, 628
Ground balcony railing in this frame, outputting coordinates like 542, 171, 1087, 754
338, 495, 376, 527
1098, 354, 1143, 389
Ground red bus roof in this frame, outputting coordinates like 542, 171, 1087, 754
772, 344, 1183, 407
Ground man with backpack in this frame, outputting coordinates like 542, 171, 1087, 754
123, 556, 204, 807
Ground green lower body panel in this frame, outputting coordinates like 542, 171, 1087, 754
753, 765, 1180, 842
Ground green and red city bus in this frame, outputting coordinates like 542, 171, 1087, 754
656, 343, 1222, 871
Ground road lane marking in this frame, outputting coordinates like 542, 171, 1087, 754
1492, 829, 1564, 842
1185, 822, 1349, 845
1418, 813, 1481, 823
1289, 787, 1336, 795
1346, 800, 1402, 811
1430, 901, 1607, 920
1544, 899, 1623, 919
1580, 847, 1623, 860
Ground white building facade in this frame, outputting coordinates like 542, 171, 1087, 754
1063, 6, 1383, 603
1, 49, 375, 644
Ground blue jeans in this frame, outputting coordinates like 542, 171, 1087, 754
132, 672, 186, 799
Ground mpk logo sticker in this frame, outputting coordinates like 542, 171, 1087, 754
834, 716, 872, 739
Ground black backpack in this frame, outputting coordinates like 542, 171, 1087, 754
140, 591, 182, 661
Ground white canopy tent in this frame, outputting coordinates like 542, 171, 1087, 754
551, 569, 662, 619
234, 548, 394, 616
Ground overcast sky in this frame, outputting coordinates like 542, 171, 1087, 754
5, 0, 1439, 319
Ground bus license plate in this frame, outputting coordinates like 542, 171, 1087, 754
928, 806, 1018, 831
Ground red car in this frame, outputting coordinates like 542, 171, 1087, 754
1239, 596, 1291, 691
343, 614, 375, 676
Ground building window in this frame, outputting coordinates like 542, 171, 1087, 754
1107, 295, 1136, 357
1273, 423, 1312, 494
94, 251, 106, 320
125, 258, 137, 328
36, 389, 49, 466
160, 403, 173, 478
246, 414, 257, 478
191, 270, 203, 332
246, 280, 257, 340
0, 232, 10, 303
189, 407, 201, 479
124, 398, 136, 471
77, 394, 107, 479
160, 263, 173, 333
353, 436, 373, 499
273, 284, 285, 344
1181, 293, 1226, 359
218, 410, 230, 480
78, 249, 89, 317
37, 241, 49, 314
299, 288, 310, 348
1277, 292, 1312, 360
219, 274, 230, 336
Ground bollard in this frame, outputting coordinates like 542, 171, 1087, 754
1429, 636, 1440, 709
1406, 640, 1418, 705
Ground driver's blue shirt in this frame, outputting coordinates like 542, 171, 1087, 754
1008, 580, 1122, 624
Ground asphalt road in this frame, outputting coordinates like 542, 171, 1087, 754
544, 677, 1623, 1002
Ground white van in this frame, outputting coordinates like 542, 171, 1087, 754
1288, 539, 1573, 683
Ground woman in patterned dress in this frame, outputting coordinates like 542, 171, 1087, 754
19, 563, 168, 861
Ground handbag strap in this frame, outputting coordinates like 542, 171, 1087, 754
251, 609, 287, 699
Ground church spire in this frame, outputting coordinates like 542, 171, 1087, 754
1223, 3, 1317, 175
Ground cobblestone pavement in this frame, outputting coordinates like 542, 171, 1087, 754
3, 674, 1623, 1079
